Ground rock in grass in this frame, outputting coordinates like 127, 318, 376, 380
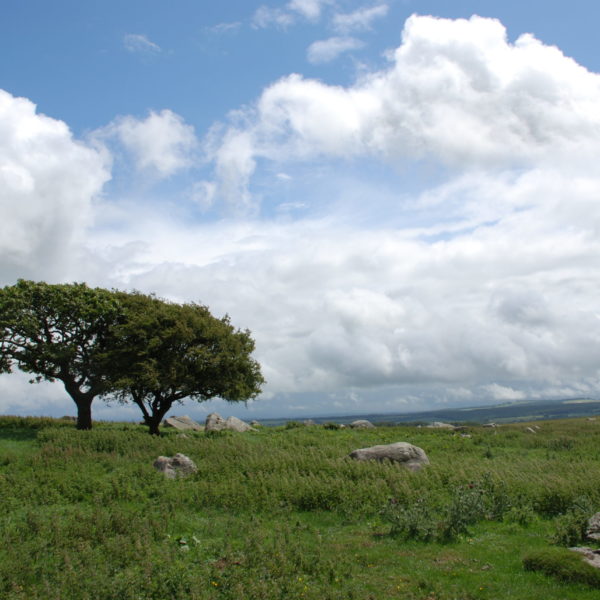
205, 412, 227, 432
348, 442, 429, 471
205, 412, 256, 432
570, 547, 600, 569
225, 416, 256, 432
349, 419, 375, 429
164, 415, 203, 431
587, 512, 600, 541
153, 453, 197, 479
426, 421, 456, 429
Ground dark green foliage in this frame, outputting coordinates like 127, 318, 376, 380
523, 547, 600, 588
382, 478, 495, 542
0, 282, 263, 434
105, 292, 264, 434
0, 280, 122, 429
552, 496, 595, 546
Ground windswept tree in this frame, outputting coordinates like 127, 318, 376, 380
0, 280, 122, 430
106, 292, 264, 435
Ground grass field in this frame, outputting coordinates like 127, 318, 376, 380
1, 415, 600, 599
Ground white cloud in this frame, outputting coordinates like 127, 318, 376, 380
252, 6, 294, 29
123, 33, 161, 54
207, 14, 600, 211
307, 36, 365, 63
0, 89, 110, 283
287, 0, 328, 20
484, 384, 527, 401
207, 22, 242, 35
252, 0, 331, 28
332, 4, 389, 33
102, 109, 198, 178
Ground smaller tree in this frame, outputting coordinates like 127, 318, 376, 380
106, 292, 264, 435
0, 280, 122, 430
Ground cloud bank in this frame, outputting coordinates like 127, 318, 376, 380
3, 15, 600, 420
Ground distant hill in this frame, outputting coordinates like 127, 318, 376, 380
258, 398, 600, 427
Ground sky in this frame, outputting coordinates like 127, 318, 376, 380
2, 0, 600, 422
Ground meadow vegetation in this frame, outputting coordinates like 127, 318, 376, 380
1, 415, 600, 599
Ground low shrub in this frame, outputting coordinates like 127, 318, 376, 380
552, 496, 595, 546
523, 547, 600, 588
505, 503, 536, 527
382, 476, 500, 542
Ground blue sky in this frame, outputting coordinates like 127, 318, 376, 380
2, 0, 600, 422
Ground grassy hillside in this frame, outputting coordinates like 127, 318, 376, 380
1, 416, 600, 599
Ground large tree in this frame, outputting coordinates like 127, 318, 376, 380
106, 292, 264, 435
0, 280, 122, 429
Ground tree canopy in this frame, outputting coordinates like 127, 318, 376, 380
0, 281, 264, 433
106, 292, 265, 434
0, 280, 122, 429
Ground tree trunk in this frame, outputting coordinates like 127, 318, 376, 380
146, 415, 162, 436
140, 396, 173, 436
74, 397, 93, 430
61, 377, 95, 430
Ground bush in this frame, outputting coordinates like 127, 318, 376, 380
381, 496, 437, 541
552, 496, 595, 546
523, 547, 600, 588
505, 504, 536, 527
382, 478, 495, 542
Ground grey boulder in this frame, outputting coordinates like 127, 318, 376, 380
164, 415, 203, 431
586, 512, 600, 541
348, 442, 429, 471
349, 419, 375, 429
205, 412, 227, 432
569, 547, 600, 569
153, 453, 197, 479
426, 422, 456, 430
205, 412, 256, 432
225, 416, 256, 432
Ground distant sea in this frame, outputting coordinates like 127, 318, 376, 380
255, 398, 600, 427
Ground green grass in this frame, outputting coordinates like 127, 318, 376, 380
1, 416, 600, 598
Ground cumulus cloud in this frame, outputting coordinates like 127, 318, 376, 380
207, 14, 600, 210
101, 109, 198, 178
0, 89, 110, 283
307, 36, 364, 63
81, 193, 600, 411
123, 33, 161, 54
332, 4, 389, 33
